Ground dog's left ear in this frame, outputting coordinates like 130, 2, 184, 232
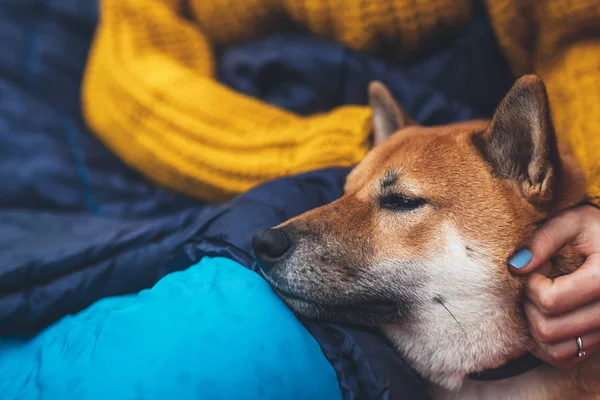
369, 81, 414, 146
474, 75, 561, 204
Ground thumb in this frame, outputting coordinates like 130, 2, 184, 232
508, 210, 581, 274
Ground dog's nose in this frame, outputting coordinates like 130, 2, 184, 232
252, 228, 292, 272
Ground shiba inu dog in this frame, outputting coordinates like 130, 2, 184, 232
252, 75, 600, 399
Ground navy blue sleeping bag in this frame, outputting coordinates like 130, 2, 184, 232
0, 0, 513, 398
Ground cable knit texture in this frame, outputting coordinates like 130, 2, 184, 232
483, 0, 600, 205
82, 0, 472, 202
83, 0, 599, 205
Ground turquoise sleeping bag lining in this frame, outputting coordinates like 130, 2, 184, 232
0, 257, 341, 400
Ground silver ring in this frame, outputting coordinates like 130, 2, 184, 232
576, 336, 586, 358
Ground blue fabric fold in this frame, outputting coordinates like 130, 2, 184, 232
0, 257, 343, 400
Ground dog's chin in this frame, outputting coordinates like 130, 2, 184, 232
275, 290, 403, 326
258, 266, 406, 325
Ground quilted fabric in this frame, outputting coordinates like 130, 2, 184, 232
0, 257, 342, 400
0, 0, 198, 215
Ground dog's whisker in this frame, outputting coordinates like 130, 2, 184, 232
465, 246, 489, 259
435, 296, 473, 349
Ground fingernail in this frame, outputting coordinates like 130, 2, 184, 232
508, 249, 533, 269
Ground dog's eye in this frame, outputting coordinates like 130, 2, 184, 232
379, 194, 425, 211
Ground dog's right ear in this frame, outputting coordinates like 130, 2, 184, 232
369, 81, 414, 146
474, 75, 561, 205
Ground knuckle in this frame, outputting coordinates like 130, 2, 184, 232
534, 320, 556, 344
537, 228, 556, 252
537, 291, 558, 314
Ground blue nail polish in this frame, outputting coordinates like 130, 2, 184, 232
508, 249, 533, 269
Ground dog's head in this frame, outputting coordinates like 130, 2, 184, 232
252, 76, 587, 389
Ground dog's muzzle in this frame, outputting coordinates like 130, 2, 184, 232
251, 227, 407, 325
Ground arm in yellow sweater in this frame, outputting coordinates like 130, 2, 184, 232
82, 0, 471, 202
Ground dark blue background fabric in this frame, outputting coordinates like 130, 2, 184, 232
0, 0, 199, 216
0, 0, 512, 399
218, 4, 513, 124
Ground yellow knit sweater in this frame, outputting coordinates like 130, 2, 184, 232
82, 0, 472, 202
83, 0, 600, 205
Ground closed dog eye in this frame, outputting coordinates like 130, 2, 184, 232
379, 194, 426, 211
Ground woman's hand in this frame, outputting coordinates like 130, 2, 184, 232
508, 204, 600, 369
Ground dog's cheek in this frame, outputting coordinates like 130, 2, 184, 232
311, 245, 373, 289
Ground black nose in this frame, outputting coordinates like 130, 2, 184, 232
252, 228, 292, 272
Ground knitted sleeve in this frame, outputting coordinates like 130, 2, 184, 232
82, 0, 472, 202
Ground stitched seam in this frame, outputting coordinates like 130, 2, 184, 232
24, 0, 47, 91
63, 119, 102, 215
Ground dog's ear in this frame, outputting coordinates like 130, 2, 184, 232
369, 81, 414, 146
474, 75, 561, 204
